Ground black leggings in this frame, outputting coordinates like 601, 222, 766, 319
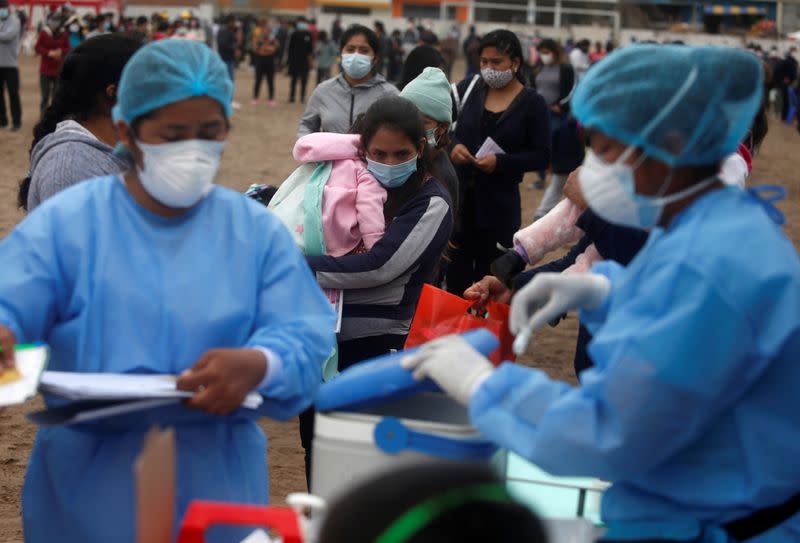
299, 333, 408, 488
289, 69, 309, 102
253, 54, 275, 100
0, 67, 21, 127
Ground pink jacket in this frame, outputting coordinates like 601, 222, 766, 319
293, 133, 387, 257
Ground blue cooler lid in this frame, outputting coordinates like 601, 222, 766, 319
315, 328, 499, 412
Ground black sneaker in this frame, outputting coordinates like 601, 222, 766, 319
0, 121, 8, 129
11, 125, 21, 132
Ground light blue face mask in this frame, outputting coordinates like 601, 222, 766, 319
342, 53, 373, 79
425, 127, 439, 148
367, 155, 418, 188
0, 8, 9, 18
296, 22, 308, 31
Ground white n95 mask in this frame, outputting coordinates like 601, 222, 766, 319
579, 148, 717, 229
136, 139, 226, 208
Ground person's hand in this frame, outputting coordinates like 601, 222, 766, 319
464, 275, 512, 307
176, 348, 266, 415
490, 250, 526, 289
550, 103, 562, 114
475, 154, 497, 174
401, 335, 494, 406
563, 167, 588, 211
510, 272, 610, 354
0, 325, 16, 369
450, 144, 476, 166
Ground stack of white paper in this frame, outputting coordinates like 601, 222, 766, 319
40, 372, 263, 409
0, 345, 49, 407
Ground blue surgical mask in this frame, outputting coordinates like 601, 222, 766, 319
296, 22, 308, 31
0, 8, 9, 18
425, 127, 439, 148
342, 53, 373, 79
367, 155, 418, 188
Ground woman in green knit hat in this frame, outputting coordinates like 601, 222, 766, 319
400, 66, 459, 211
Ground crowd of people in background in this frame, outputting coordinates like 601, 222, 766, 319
4, 4, 800, 132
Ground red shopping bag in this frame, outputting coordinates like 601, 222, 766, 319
405, 284, 516, 365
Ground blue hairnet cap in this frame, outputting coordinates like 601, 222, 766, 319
113, 39, 233, 124
571, 45, 764, 167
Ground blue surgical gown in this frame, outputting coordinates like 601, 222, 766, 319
470, 187, 800, 541
0, 176, 336, 543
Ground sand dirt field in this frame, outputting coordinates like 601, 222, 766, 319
0, 53, 798, 543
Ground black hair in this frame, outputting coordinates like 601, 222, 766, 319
318, 30, 328, 42
358, 96, 434, 219
17, 34, 141, 210
537, 38, 560, 60
136, 15, 147, 25
479, 29, 526, 84
340, 23, 382, 59
399, 44, 445, 90
319, 462, 548, 543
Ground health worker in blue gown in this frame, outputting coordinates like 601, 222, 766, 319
0, 39, 336, 543
404, 45, 800, 542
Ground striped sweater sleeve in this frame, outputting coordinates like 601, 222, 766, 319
307, 193, 451, 290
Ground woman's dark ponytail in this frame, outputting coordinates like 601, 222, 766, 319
17, 34, 141, 210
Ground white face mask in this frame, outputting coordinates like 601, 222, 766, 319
136, 139, 226, 208
540, 53, 554, 66
579, 148, 718, 229
69, 23, 79, 33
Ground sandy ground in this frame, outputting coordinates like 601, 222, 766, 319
0, 54, 799, 542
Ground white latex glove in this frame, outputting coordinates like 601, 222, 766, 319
511, 272, 611, 355
401, 335, 495, 406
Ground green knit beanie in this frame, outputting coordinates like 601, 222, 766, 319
400, 67, 453, 123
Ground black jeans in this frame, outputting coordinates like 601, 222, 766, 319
316, 67, 331, 86
445, 186, 509, 297
253, 54, 275, 100
289, 69, 309, 102
299, 333, 408, 488
0, 67, 21, 127
40, 74, 57, 114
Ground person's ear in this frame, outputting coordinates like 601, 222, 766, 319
116, 120, 143, 169
418, 138, 426, 156
105, 84, 117, 103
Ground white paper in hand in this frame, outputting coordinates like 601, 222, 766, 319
475, 137, 506, 159
39, 372, 263, 409
0, 345, 49, 407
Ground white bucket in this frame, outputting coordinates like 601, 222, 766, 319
311, 392, 496, 500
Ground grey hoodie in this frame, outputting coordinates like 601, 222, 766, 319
297, 73, 398, 139
28, 120, 129, 211
0, 13, 20, 68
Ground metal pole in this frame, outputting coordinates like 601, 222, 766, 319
776, 1, 784, 36
555, 0, 562, 28
527, 0, 535, 24
440, 0, 448, 21
468, 0, 475, 24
